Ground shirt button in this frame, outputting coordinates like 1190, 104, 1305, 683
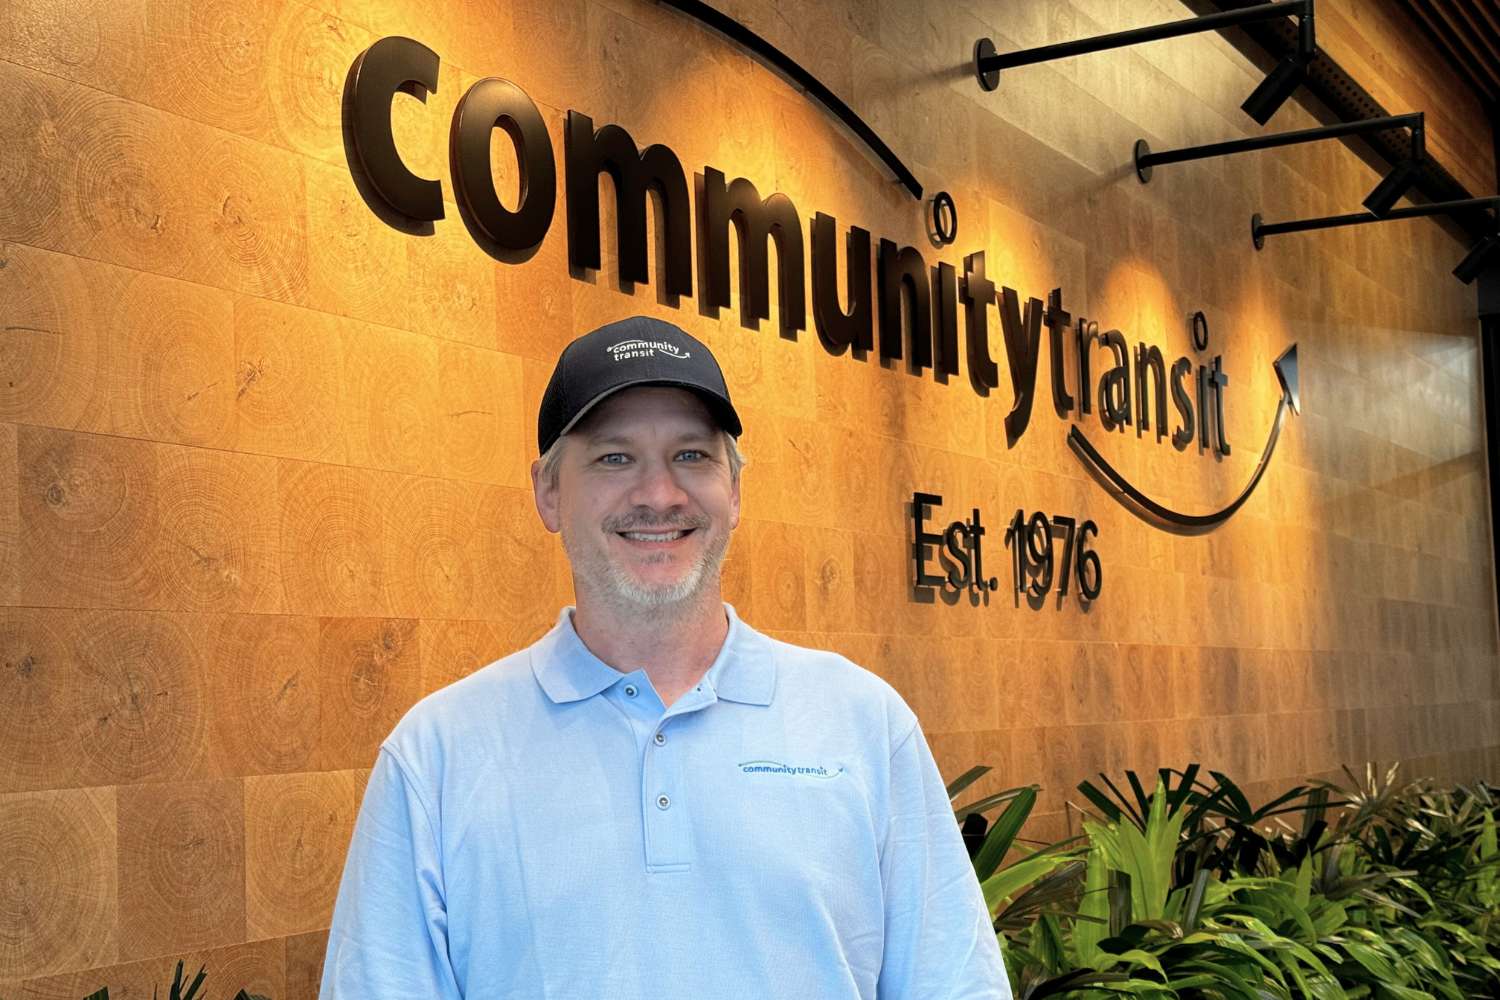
654, 732, 666, 746
624, 684, 637, 697
656, 794, 671, 810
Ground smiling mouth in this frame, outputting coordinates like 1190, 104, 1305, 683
617, 528, 695, 544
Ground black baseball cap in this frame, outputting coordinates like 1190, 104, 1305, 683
537, 316, 742, 455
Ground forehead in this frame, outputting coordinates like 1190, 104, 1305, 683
574, 386, 718, 438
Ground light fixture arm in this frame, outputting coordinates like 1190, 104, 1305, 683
973, 0, 1311, 92
1252, 196, 1500, 283
1134, 113, 1424, 182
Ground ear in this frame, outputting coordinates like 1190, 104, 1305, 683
728, 465, 741, 530
531, 455, 561, 533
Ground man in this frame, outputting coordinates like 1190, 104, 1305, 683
320, 315, 1012, 999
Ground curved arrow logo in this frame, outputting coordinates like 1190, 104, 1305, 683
1069, 344, 1300, 534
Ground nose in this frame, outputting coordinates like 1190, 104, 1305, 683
628, 457, 691, 514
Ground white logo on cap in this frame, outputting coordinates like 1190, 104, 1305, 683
606, 339, 691, 362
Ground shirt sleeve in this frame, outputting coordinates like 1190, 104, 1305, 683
876, 720, 1014, 1000
320, 746, 464, 1000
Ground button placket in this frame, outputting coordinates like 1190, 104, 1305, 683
642, 712, 692, 870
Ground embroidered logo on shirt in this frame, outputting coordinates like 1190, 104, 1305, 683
738, 760, 845, 779
606, 339, 691, 362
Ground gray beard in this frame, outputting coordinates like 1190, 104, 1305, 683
562, 521, 731, 621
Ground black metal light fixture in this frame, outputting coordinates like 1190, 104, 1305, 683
1454, 229, 1500, 285
1134, 112, 1425, 216
1251, 196, 1500, 283
1361, 114, 1426, 215
974, 0, 1314, 126
1240, 7, 1316, 125
1135, 112, 1421, 178
1362, 155, 1424, 216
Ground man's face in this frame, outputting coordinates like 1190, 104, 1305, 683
532, 387, 740, 614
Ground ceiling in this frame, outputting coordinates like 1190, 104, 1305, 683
1394, 0, 1500, 109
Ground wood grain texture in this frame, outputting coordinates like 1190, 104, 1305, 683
232, 295, 348, 464
277, 459, 388, 616
418, 618, 511, 697
284, 929, 330, 1000
0, 787, 117, 979
1316, 0, 1495, 198
0, 608, 92, 793
116, 778, 246, 960
11, 936, 283, 1000
0, 0, 1497, 990
437, 340, 528, 489
207, 613, 322, 776
339, 319, 440, 477
245, 769, 365, 940
316, 616, 421, 771
0, 608, 217, 790
0, 421, 15, 606
19, 426, 281, 613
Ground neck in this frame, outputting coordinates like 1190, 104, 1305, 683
569, 586, 730, 706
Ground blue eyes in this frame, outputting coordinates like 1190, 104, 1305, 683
597, 450, 707, 465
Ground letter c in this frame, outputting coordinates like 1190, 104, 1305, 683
346, 36, 444, 222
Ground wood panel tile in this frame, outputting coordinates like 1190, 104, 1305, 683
0, 787, 117, 980
18, 425, 162, 608
408, 195, 501, 351
0, 608, 215, 790
801, 527, 855, 634
245, 769, 366, 940
303, 158, 411, 327
340, 319, 440, 476
232, 295, 348, 464
14, 935, 283, 1000
19, 428, 281, 613
284, 929, 329, 1000
208, 613, 321, 776
116, 778, 245, 960
438, 341, 528, 489
745, 519, 807, 632
72, 610, 213, 785
0, 608, 92, 793
0, 242, 105, 432
381, 475, 482, 619
153, 443, 283, 613
277, 459, 388, 616
419, 618, 510, 696
317, 617, 421, 770
470, 484, 562, 625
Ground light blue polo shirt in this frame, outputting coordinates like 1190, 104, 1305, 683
321, 604, 1012, 999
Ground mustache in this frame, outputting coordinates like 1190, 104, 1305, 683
604, 511, 710, 533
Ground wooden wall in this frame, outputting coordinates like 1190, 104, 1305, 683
1, 0, 1496, 996
1317, 0, 1496, 198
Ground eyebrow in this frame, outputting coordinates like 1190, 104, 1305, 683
583, 430, 719, 447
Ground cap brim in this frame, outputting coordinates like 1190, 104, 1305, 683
553, 379, 742, 446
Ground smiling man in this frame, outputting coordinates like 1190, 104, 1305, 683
320, 316, 1012, 1000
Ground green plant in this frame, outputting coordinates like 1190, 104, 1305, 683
948, 766, 1087, 933
954, 762, 1500, 999
80, 960, 267, 1000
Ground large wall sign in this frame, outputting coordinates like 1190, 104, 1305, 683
1070, 342, 1301, 534
911, 495, 1102, 605
343, 36, 1301, 536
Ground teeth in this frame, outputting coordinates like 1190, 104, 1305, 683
622, 530, 687, 541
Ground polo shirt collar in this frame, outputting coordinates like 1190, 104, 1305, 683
530, 603, 775, 707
